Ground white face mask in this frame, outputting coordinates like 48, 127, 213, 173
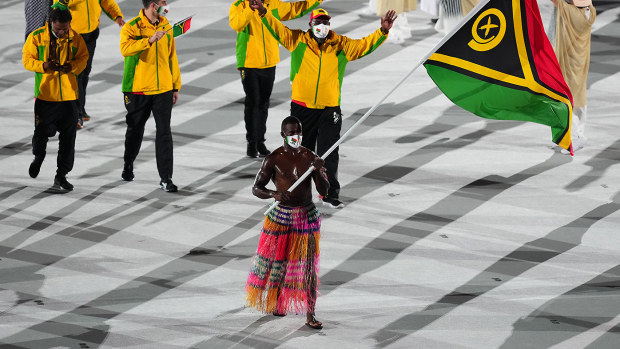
157, 4, 169, 16
285, 135, 302, 148
312, 24, 330, 39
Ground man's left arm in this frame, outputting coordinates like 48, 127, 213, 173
342, 10, 396, 61
310, 155, 329, 197
69, 33, 89, 75
276, 0, 322, 21
100, 0, 125, 26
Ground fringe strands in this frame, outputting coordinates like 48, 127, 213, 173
246, 204, 321, 314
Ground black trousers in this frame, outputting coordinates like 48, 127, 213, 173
77, 27, 99, 118
291, 102, 342, 199
33, 99, 78, 177
123, 91, 174, 181
240, 67, 275, 143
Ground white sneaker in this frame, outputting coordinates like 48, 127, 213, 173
319, 196, 345, 209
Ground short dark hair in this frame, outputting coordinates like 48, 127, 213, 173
142, 0, 157, 8
49, 8, 72, 24
281, 116, 301, 131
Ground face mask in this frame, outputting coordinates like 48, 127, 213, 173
157, 4, 169, 16
312, 24, 330, 39
51, 25, 66, 39
285, 135, 302, 148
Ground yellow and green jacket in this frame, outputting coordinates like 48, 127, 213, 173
229, 0, 322, 69
53, 0, 124, 34
22, 24, 89, 102
261, 11, 388, 109
120, 10, 181, 95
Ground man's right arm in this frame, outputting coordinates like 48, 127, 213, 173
229, 0, 254, 31
260, 10, 300, 51
276, 0, 322, 21
252, 156, 277, 199
22, 34, 46, 73
119, 22, 151, 57
252, 156, 290, 202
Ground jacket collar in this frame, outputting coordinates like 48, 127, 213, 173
305, 29, 337, 50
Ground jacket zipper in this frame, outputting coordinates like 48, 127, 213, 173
314, 50, 322, 105
155, 35, 159, 89
261, 24, 267, 65
86, 0, 91, 32
57, 44, 63, 100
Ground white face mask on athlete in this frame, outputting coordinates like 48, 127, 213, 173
312, 24, 330, 39
157, 4, 169, 16
285, 135, 302, 148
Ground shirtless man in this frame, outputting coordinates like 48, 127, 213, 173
246, 116, 329, 329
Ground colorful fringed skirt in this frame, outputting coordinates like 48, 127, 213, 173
246, 203, 321, 315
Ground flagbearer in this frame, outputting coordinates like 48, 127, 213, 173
23, 7, 89, 191
229, 0, 323, 158
246, 116, 329, 329
119, 0, 182, 192
250, 2, 396, 208
551, 0, 596, 152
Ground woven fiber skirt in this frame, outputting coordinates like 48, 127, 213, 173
246, 203, 321, 314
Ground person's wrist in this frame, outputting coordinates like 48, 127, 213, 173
381, 27, 388, 35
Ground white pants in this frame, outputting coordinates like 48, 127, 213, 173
572, 106, 587, 140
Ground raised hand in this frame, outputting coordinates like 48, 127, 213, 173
149, 31, 166, 44
381, 10, 397, 34
249, 0, 267, 16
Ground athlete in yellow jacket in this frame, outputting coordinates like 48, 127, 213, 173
119, 0, 182, 193
120, 8, 181, 94
253, 2, 396, 208
229, 0, 321, 158
54, 0, 125, 126
23, 8, 89, 191
23, 19, 88, 101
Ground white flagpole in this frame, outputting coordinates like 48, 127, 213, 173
264, 0, 492, 215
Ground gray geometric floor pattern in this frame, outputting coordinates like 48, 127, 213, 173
1, 0, 620, 348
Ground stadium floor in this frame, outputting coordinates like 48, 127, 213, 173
1, 0, 620, 348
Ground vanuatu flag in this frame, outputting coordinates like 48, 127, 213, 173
423, 0, 574, 153
172, 16, 193, 38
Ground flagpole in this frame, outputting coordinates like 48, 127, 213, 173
263, 0, 492, 215
263, 60, 422, 215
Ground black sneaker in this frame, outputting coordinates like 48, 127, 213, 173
29, 156, 44, 178
160, 179, 178, 192
257, 142, 271, 157
53, 175, 74, 191
247, 142, 258, 158
81, 113, 91, 121
121, 163, 134, 181
77, 118, 83, 130
321, 196, 345, 209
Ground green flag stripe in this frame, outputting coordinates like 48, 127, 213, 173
425, 64, 570, 143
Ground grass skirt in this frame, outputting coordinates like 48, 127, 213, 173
246, 203, 321, 314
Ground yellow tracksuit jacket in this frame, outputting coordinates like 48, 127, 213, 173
53, 0, 124, 34
229, 0, 322, 69
261, 12, 388, 109
120, 10, 181, 94
23, 24, 89, 102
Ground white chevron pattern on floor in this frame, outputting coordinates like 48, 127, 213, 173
1, 0, 620, 348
